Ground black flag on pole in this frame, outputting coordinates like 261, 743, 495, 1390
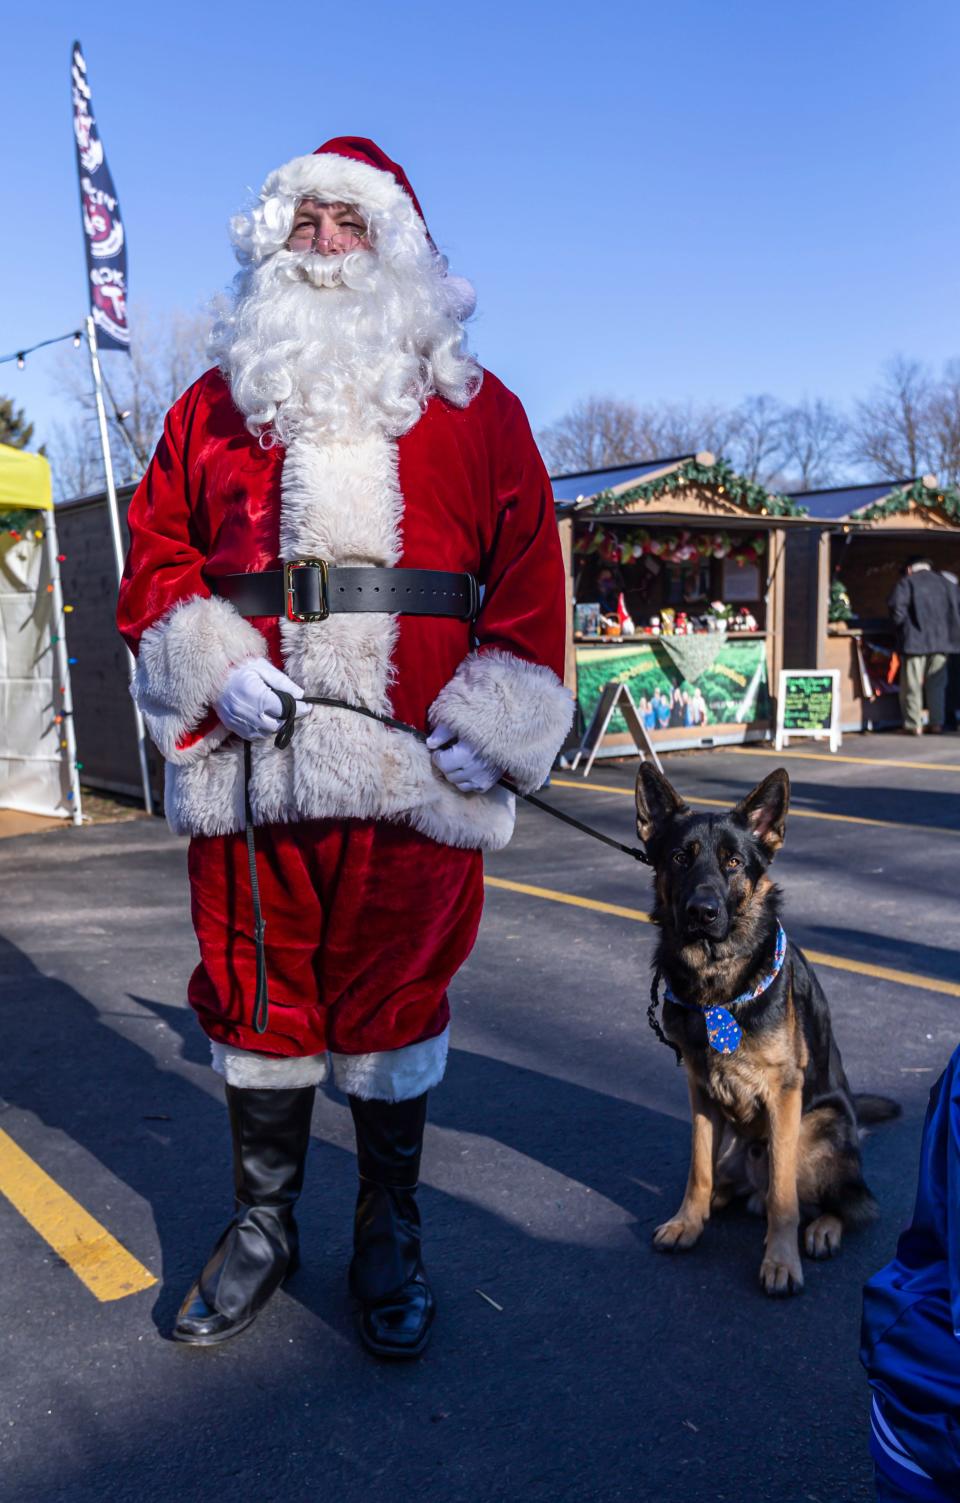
71, 41, 130, 352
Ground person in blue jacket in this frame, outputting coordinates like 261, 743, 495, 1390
861, 1046, 960, 1501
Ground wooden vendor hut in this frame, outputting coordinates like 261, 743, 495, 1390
553, 452, 808, 756
785, 476, 960, 732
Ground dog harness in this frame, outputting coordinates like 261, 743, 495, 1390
659, 921, 788, 1056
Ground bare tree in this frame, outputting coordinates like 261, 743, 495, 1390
46, 417, 103, 501
725, 394, 787, 485
778, 398, 849, 489
49, 305, 211, 498
848, 356, 935, 479
537, 395, 743, 474
537, 395, 647, 473
926, 360, 960, 485
633, 399, 740, 463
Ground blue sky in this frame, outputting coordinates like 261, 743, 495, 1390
4, 0, 959, 451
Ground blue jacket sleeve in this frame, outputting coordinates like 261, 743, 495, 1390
861, 1047, 960, 1490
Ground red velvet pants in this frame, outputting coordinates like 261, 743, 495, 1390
187, 818, 484, 1059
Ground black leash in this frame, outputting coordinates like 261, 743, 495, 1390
243, 692, 651, 1034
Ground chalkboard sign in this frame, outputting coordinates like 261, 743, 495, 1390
774, 669, 841, 752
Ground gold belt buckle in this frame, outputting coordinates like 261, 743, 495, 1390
284, 558, 329, 622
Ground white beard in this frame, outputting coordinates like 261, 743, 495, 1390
209, 245, 480, 445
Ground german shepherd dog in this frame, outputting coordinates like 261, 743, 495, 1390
636, 762, 898, 1296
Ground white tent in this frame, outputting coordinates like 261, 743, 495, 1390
0, 445, 82, 823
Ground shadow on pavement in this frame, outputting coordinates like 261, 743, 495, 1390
0, 928, 898, 1503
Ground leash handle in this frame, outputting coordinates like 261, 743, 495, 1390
243, 739, 270, 1035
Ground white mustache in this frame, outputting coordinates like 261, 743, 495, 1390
278, 247, 377, 291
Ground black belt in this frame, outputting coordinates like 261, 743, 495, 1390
210, 560, 479, 623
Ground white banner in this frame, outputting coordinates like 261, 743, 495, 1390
0, 532, 74, 817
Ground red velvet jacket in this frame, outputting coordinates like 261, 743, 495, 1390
117, 366, 572, 849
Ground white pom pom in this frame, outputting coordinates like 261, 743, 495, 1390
443, 274, 477, 320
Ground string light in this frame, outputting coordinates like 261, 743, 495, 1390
1, 329, 84, 368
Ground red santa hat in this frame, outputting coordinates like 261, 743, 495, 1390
248, 136, 476, 317
313, 137, 429, 231
260, 136, 429, 239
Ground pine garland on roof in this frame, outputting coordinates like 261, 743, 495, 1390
0, 505, 45, 536
857, 478, 960, 524
584, 456, 807, 519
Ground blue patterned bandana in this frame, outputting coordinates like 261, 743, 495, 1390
664, 922, 788, 1056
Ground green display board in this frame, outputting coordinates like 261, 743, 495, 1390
774, 669, 841, 752
576, 637, 770, 735
782, 674, 834, 732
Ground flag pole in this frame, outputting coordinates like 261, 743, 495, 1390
84, 314, 154, 814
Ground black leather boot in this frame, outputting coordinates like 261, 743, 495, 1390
348, 1092, 435, 1359
173, 1083, 315, 1346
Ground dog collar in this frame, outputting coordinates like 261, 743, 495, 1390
664, 922, 788, 1055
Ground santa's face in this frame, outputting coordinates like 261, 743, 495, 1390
286, 198, 370, 257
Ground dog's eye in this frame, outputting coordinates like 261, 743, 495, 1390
723, 855, 742, 871
672, 850, 688, 867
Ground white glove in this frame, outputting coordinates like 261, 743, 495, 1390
426, 723, 503, 793
213, 658, 311, 741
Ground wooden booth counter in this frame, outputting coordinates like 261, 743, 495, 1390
553, 453, 809, 758
786, 477, 960, 732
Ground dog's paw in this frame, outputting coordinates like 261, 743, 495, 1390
653, 1217, 704, 1251
803, 1214, 843, 1260
759, 1247, 804, 1296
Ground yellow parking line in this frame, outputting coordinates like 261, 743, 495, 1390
484, 877, 960, 998
0, 1127, 157, 1302
486, 875, 651, 924
550, 778, 959, 837
731, 746, 960, 774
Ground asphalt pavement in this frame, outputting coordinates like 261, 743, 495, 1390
1, 733, 958, 1503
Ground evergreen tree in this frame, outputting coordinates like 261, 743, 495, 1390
0, 396, 35, 449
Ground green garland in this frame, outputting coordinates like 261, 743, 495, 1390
0, 507, 45, 536
858, 478, 960, 524
584, 456, 807, 519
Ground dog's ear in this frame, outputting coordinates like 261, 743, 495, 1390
635, 762, 690, 843
732, 769, 790, 857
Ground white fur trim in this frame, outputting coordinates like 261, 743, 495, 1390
132, 595, 268, 764
210, 1041, 330, 1089
331, 1028, 449, 1101
265, 153, 423, 231
430, 648, 574, 794
161, 433, 520, 850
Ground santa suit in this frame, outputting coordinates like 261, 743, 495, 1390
117, 145, 571, 1105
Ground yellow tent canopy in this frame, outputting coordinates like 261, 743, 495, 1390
0, 443, 52, 511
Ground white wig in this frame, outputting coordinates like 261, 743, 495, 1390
209, 151, 480, 445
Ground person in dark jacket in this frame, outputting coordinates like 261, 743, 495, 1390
888, 559, 960, 734
861, 1046, 960, 1501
